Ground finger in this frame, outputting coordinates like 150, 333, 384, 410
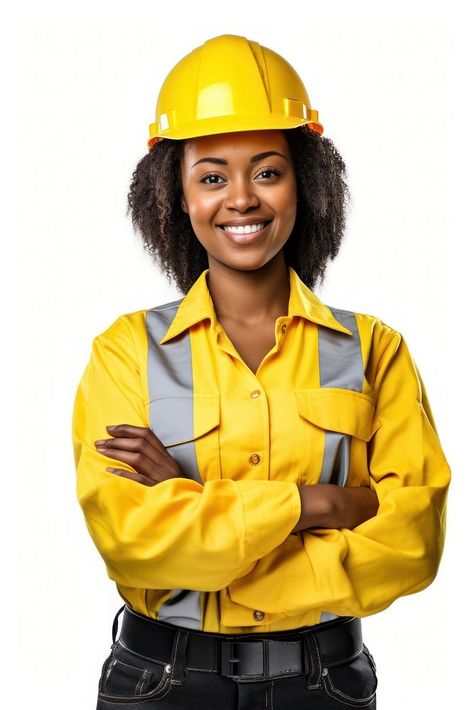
97, 445, 181, 480
105, 467, 157, 487
106, 466, 178, 485
96, 435, 165, 469
105, 424, 149, 438
96, 446, 159, 478
105, 425, 168, 455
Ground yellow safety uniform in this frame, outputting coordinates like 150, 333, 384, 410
71, 265, 451, 634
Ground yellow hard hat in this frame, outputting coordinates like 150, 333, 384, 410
147, 34, 324, 150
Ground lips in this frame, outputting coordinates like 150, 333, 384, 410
217, 220, 272, 245
218, 219, 272, 230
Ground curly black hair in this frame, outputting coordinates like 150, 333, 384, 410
126, 125, 350, 294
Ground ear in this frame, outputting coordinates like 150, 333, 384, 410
181, 195, 189, 214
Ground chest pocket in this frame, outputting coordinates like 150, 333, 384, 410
147, 393, 221, 484
294, 388, 381, 486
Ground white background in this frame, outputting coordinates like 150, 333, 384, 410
5, 0, 471, 707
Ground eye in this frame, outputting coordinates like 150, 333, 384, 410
200, 172, 224, 185
256, 168, 282, 180
199, 167, 283, 185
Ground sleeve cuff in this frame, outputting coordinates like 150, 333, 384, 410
237, 480, 301, 560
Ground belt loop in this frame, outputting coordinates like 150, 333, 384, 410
111, 604, 126, 647
169, 629, 190, 687
303, 630, 322, 690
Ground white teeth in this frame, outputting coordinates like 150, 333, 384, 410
221, 222, 266, 234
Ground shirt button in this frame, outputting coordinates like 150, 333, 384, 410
249, 453, 260, 465
281, 324, 287, 334
253, 610, 265, 622
250, 389, 261, 398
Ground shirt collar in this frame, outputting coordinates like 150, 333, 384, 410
159, 265, 352, 344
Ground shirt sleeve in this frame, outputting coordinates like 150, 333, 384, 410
71, 316, 301, 593
224, 328, 451, 619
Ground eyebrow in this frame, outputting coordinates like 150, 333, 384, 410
191, 151, 289, 169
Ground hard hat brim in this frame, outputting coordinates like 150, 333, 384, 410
148, 116, 323, 149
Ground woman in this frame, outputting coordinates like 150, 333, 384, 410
72, 34, 451, 709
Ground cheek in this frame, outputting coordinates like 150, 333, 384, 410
276, 185, 298, 222
187, 192, 219, 222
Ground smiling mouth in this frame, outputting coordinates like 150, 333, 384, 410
217, 220, 273, 245
217, 220, 272, 233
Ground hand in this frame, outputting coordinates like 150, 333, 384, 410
293, 483, 379, 533
94, 424, 184, 486
328, 483, 380, 529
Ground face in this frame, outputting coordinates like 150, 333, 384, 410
180, 130, 298, 272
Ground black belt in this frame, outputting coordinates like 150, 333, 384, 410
114, 604, 364, 682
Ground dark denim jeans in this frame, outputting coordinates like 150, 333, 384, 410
96, 612, 378, 709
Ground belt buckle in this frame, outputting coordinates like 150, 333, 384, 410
220, 640, 265, 680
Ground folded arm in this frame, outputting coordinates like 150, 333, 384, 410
224, 329, 451, 618
72, 316, 302, 593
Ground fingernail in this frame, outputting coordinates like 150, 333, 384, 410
106, 425, 119, 430
94, 440, 106, 446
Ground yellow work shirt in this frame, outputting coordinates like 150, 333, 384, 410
71, 265, 451, 633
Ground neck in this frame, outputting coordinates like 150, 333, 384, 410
206, 254, 290, 326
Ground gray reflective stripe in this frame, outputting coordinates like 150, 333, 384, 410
147, 302, 202, 484
146, 300, 202, 630
318, 308, 363, 625
317, 309, 363, 390
318, 308, 363, 486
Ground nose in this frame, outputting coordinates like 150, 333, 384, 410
224, 177, 259, 212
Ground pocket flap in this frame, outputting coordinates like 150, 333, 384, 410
148, 393, 220, 447
295, 387, 381, 441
